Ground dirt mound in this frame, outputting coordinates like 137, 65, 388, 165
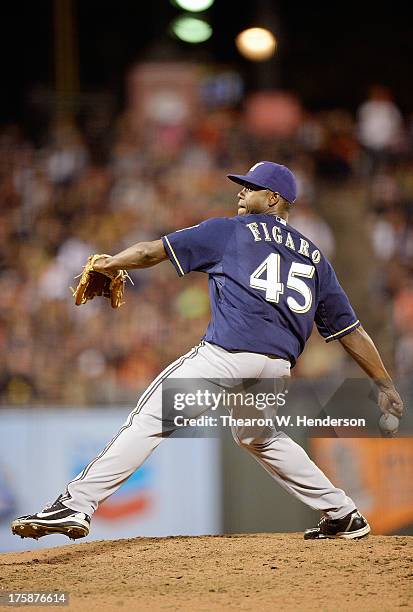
1, 534, 412, 611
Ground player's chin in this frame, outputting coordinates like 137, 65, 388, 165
237, 205, 247, 215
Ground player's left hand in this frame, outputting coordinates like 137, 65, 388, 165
71, 254, 129, 308
92, 255, 112, 273
378, 386, 404, 419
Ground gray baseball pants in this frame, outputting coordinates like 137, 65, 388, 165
61, 341, 356, 520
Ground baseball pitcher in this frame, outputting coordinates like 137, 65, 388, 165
12, 161, 404, 541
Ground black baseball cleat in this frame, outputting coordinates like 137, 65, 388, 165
304, 509, 370, 540
11, 495, 90, 541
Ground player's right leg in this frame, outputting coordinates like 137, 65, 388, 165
228, 355, 371, 540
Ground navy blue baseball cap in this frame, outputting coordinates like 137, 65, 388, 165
227, 161, 297, 204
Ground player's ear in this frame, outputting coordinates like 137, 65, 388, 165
269, 191, 280, 207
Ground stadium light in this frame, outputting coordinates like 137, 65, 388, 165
171, 15, 212, 43
235, 27, 277, 61
172, 0, 214, 12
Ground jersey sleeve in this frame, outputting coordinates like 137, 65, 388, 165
162, 217, 235, 276
315, 260, 360, 342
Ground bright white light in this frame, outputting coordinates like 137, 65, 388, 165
174, 0, 214, 11
171, 16, 212, 43
236, 28, 277, 61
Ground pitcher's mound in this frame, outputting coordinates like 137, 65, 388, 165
1, 533, 412, 611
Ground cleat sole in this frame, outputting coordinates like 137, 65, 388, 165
11, 520, 88, 540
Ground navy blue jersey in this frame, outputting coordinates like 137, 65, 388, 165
162, 214, 359, 366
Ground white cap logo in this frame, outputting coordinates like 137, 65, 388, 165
249, 162, 265, 173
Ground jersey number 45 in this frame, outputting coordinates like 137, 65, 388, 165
250, 253, 315, 314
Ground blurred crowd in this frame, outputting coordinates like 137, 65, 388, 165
1, 82, 412, 405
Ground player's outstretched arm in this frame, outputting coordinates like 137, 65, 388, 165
92, 240, 168, 272
339, 326, 403, 418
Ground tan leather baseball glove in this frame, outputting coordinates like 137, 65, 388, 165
72, 254, 130, 308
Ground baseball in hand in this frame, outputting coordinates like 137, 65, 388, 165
379, 413, 399, 434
